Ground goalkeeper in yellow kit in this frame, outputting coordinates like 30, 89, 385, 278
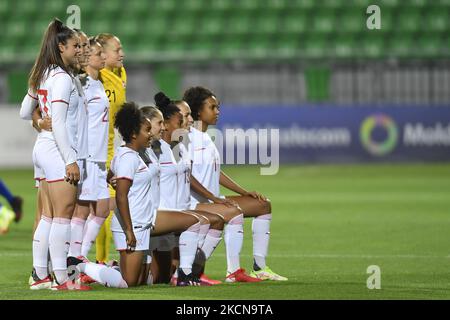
93, 33, 126, 263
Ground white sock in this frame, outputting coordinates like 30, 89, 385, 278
77, 262, 127, 288
197, 223, 210, 248
82, 213, 94, 237
200, 229, 222, 260
49, 217, 71, 284
81, 216, 106, 257
252, 214, 272, 270
32, 216, 52, 280
68, 217, 86, 258
178, 222, 200, 275
224, 214, 244, 274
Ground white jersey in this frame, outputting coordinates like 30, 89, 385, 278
189, 127, 221, 204
158, 140, 178, 210
36, 65, 79, 165
176, 143, 192, 210
145, 148, 161, 224
83, 76, 109, 162
110, 146, 154, 231
74, 76, 89, 160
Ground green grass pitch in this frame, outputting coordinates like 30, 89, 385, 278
0, 163, 449, 300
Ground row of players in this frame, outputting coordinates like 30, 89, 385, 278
20, 19, 286, 290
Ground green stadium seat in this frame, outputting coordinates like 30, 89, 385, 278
360, 34, 386, 58
225, 12, 252, 35
199, 13, 226, 36
189, 35, 215, 57
142, 16, 168, 38
181, 0, 205, 14
170, 16, 197, 36
311, 9, 336, 33
410, 0, 428, 7
210, 0, 233, 12
218, 35, 245, 59
425, 8, 449, 32
240, 0, 260, 11
280, 11, 309, 34
302, 35, 331, 59
246, 34, 272, 58
274, 34, 300, 58
417, 33, 445, 58
387, 33, 414, 58
397, 8, 423, 32
289, 0, 315, 10
379, 0, 400, 8
334, 35, 356, 59
339, 8, 366, 33
254, 13, 280, 35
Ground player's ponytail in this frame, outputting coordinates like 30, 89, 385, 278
154, 91, 180, 121
28, 18, 76, 91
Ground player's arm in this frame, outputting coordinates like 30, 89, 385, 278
115, 178, 136, 251
19, 90, 38, 120
115, 154, 137, 251
190, 173, 237, 208
31, 107, 52, 132
220, 171, 267, 202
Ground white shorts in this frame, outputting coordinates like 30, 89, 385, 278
78, 161, 109, 201
150, 234, 176, 251
113, 227, 151, 252
34, 139, 85, 184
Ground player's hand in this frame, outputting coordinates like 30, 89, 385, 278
213, 197, 239, 208
108, 176, 118, 189
38, 116, 52, 131
125, 229, 136, 252
65, 162, 80, 185
244, 191, 267, 202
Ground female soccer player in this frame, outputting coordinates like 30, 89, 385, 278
172, 98, 261, 283
27, 19, 90, 290
75, 103, 201, 287
68, 38, 110, 261
147, 93, 229, 285
183, 86, 288, 281
138, 105, 204, 286
93, 33, 126, 264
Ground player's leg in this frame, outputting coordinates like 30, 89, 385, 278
119, 250, 145, 287
68, 200, 90, 258
194, 204, 247, 278
152, 211, 201, 286
30, 180, 54, 289
226, 195, 287, 281
182, 210, 225, 285
47, 180, 77, 286
81, 198, 108, 258
95, 195, 115, 263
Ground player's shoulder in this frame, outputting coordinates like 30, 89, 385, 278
48, 65, 72, 81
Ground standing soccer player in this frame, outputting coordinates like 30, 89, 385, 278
27, 19, 90, 290
68, 38, 110, 261
93, 33, 126, 264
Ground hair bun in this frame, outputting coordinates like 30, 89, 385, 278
154, 92, 171, 109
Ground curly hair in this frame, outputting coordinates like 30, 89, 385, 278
182, 86, 216, 121
114, 102, 146, 143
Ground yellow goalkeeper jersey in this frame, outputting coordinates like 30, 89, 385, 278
100, 67, 127, 169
